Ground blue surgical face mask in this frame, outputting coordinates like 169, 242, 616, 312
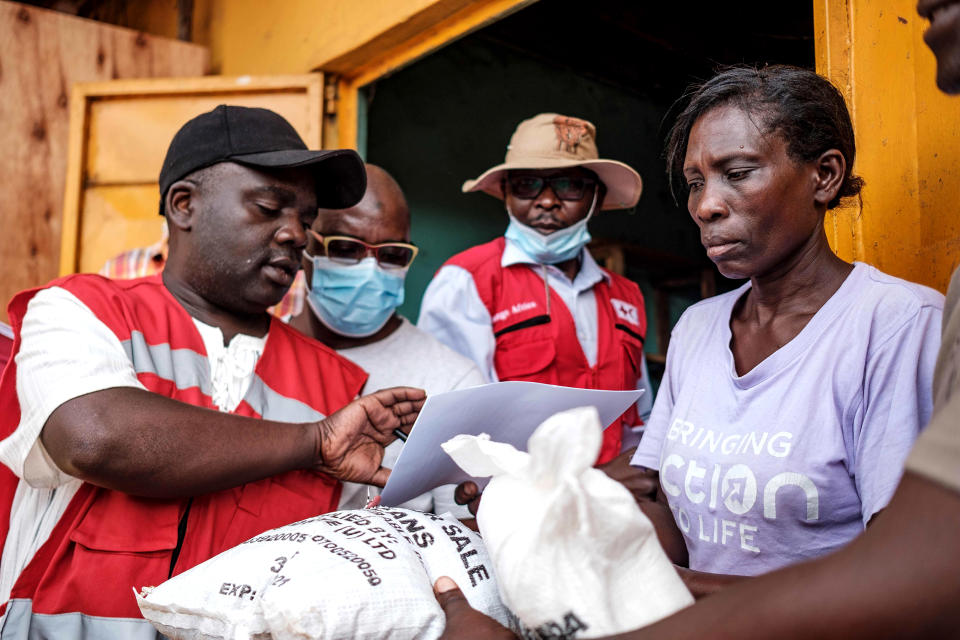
304, 255, 406, 338
503, 187, 598, 264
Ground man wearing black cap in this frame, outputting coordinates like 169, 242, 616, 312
0, 105, 424, 638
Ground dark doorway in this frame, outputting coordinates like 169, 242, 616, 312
364, 0, 814, 379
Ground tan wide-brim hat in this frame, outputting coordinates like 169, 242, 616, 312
462, 113, 643, 211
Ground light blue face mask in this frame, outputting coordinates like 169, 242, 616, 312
503, 187, 598, 264
304, 255, 406, 338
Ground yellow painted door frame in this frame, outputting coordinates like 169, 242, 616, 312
326, 0, 537, 150
815, 0, 960, 292
814, 0, 862, 264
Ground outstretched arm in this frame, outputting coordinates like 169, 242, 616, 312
9, 286, 424, 498
612, 471, 960, 639
42, 386, 424, 498
435, 472, 960, 639
612, 467, 741, 598
635, 473, 689, 567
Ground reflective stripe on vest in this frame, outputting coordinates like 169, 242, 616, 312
122, 330, 211, 394
243, 374, 324, 422
121, 331, 325, 422
2, 599, 158, 640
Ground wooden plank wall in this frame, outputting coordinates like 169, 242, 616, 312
0, 1, 208, 322
63, 75, 323, 274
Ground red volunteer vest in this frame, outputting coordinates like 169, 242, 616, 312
446, 238, 647, 464
0, 274, 366, 636
0, 331, 11, 378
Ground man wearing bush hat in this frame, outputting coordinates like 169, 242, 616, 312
419, 113, 652, 465
0, 105, 424, 638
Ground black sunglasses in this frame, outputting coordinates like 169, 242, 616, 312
506, 175, 597, 201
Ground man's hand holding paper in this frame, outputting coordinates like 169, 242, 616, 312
379, 381, 642, 507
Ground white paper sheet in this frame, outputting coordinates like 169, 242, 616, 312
379, 381, 643, 507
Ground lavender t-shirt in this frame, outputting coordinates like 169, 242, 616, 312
631, 263, 943, 576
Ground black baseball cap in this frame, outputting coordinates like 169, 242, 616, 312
158, 105, 366, 213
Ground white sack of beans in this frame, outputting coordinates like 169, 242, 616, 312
135, 507, 508, 640
442, 406, 694, 639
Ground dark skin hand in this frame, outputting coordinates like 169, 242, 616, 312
453, 480, 482, 516
435, 473, 960, 639
609, 462, 696, 586
434, 576, 516, 640
504, 167, 603, 281
41, 385, 425, 498
598, 447, 658, 502
636, 483, 690, 568
670, 566, 745, 600
635, 475, 748, 598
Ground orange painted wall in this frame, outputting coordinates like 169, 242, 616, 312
818, 0, 960, 292
129, 0, 489, 74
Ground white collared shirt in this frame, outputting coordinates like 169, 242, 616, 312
0, 286, 265, 615
418, 238, 653, 433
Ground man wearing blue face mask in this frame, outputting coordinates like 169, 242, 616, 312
418, 113, 653, 468
289, 164, 485, 517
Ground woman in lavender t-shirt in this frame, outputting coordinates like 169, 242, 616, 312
630, 66, 943, 598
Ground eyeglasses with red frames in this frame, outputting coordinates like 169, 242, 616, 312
307, 229, 419, 269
